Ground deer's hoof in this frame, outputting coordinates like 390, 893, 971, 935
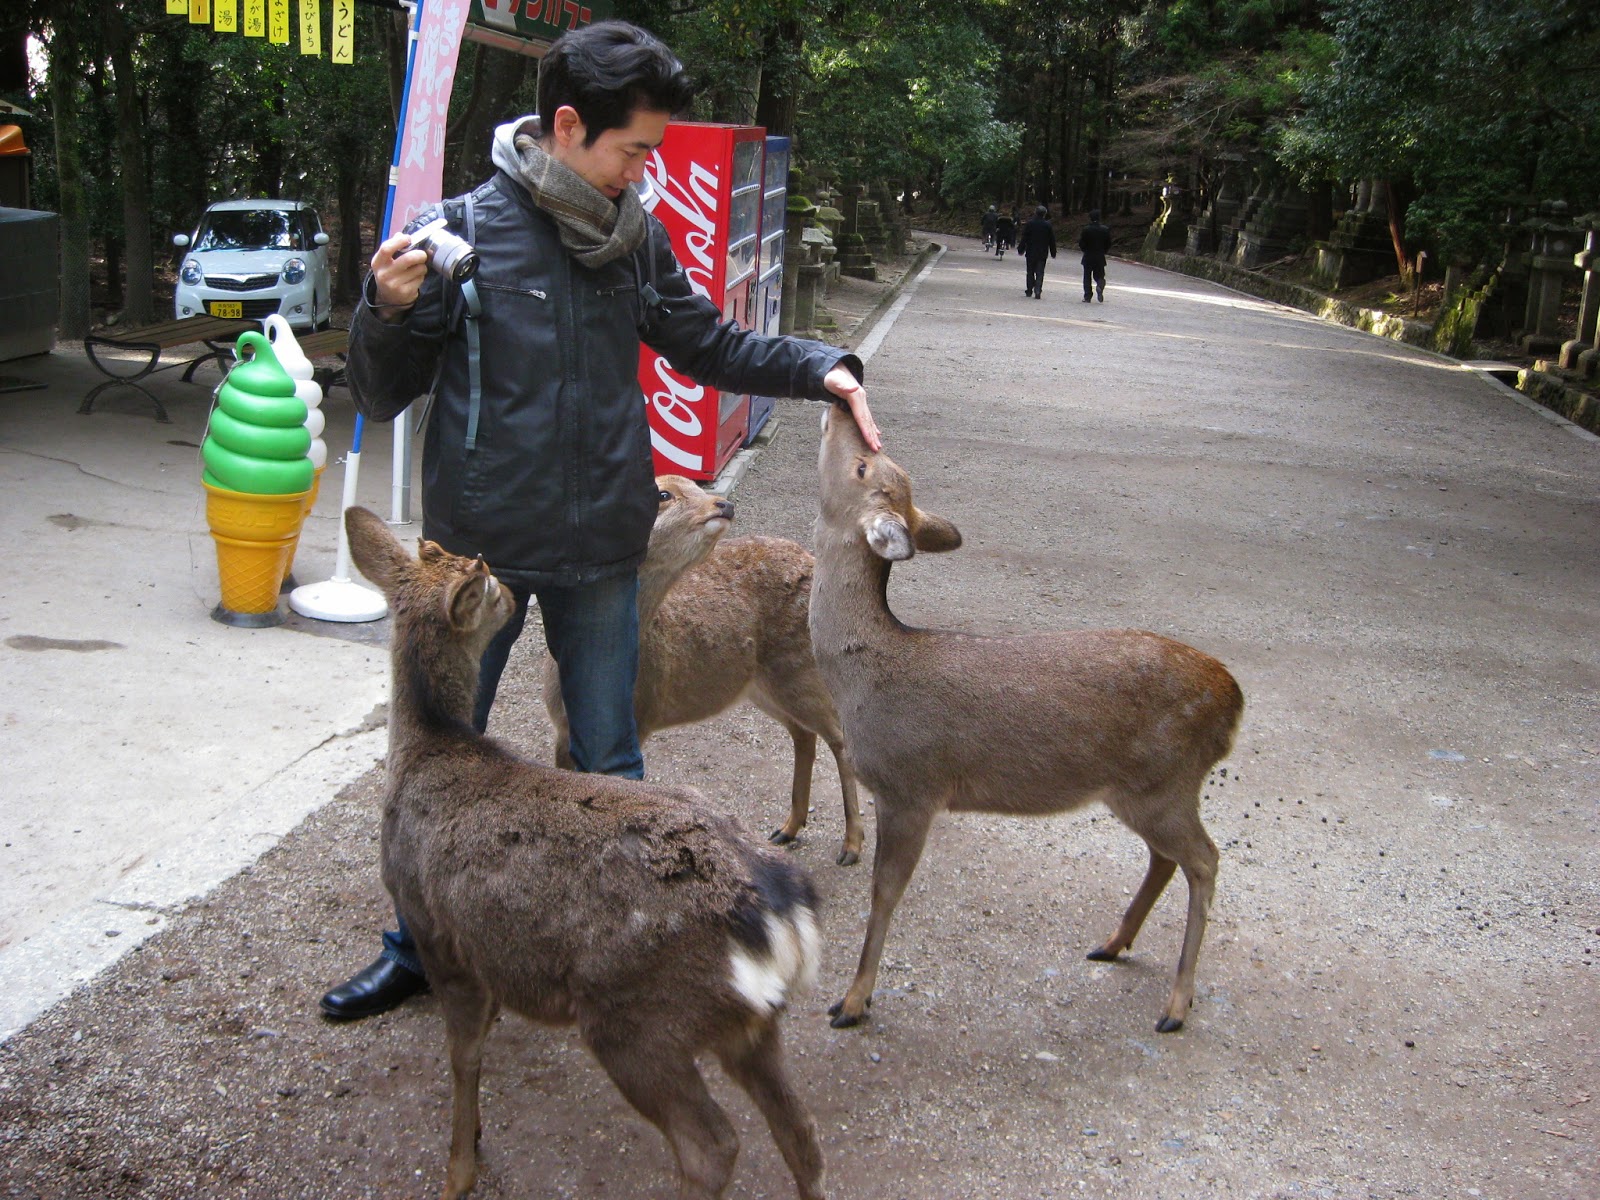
1085, 946, 1120, 962
836, 847, 861, 867
827, 999, 865, 1028
1155, 1015, 1185, 1033
769, 828, 798, 846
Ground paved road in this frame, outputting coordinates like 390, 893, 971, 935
1, 239, 1595, 1199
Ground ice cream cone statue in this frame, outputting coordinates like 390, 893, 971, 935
201, 330, 312, 626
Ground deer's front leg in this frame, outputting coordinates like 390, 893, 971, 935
829, 802, 933, 1028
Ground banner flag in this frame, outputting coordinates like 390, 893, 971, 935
269, 0, 290, 43
244, 0, 265, 36
214, 0, 238, 32
299, 0, 322, 55
189, 0, 211, 24
387, 0, 473, 235
332, 0, 354, 63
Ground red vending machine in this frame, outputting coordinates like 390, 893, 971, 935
639, 122, 766, 481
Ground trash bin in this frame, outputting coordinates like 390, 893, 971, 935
0, 206, 58, 362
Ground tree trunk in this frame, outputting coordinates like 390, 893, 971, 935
754, 19, 803, 140
50, 31, 92, 339
1383, 178, 1416, 284
445, 45, 528, 195
335, 153, 365, 304
105, 4, 154, 325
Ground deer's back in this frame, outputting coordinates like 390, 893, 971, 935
825, 626, 1243, 813
383, 743, 798, 1029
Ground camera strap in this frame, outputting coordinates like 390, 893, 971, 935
460, 195, 485, 451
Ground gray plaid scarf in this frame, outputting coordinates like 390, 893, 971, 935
490, 115, 646, 269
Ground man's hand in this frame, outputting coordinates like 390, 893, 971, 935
370, 233, 430, 322
823, 365, 881, 452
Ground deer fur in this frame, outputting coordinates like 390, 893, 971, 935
344, 506, 827, 1200
807, 408, 1245, 1034
543, 476, 865, 865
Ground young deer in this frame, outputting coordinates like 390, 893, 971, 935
543, 476, 866, 865
808, 407, 1245, 1034
344, 506, 827, 1200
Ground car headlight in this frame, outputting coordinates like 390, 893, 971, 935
281, 257, 307, 285
180, 259, 203, 286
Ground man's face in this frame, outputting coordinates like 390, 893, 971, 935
552, 106, 671, 201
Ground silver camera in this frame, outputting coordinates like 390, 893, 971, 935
402, 214, 479, 283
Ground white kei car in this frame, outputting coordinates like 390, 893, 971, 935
173, 199, 332, 330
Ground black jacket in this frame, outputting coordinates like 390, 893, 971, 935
1018, 217, 1056, 261
1079, 221, 1112, 268
348, 172, 859, 589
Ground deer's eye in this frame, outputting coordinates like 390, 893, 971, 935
855, 461, 867, 479
658, 489, 673, 503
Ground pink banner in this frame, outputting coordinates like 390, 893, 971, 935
388, 0, 473, 238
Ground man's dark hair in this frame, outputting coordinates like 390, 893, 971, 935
1089, 209, 1102, 222
539, 21, 695, 147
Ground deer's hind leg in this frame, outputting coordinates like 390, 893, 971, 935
716, 1020, 826, 1200
1090, 792, 1218, 1033
436, 980, 500, 1199
589, 1030, 740, 1199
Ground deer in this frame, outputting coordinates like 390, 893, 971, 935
343, 505, 828, 1200
807, 405, 1245, 1034
543, 476, 866, 866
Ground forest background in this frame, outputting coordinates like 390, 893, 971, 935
2, 0, 1596, 338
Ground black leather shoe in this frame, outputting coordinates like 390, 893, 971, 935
319, 957, 428, 1020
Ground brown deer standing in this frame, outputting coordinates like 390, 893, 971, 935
807, 407, 1245, 1033
543, 476, 865, 865
344, 506, 827, 1200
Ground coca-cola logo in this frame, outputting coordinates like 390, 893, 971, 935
642, 149, 719, 300
644, 352, 706, 472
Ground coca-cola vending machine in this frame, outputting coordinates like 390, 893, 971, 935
639, 122, 766, 481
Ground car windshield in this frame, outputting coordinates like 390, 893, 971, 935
194, 209, 303, 252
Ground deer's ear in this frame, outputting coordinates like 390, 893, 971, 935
445, 560, 495, 631
417, 540, 448, 563
911, 508, 962, 553
344, 507, 411, 592
865, 513, 915, 561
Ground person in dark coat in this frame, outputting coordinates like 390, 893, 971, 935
319, 20, 880, 1022
993, 211, 1015, 256
980, 204, 998, 249
1079, 208, 1113, 302
1017, 204, 1057, 299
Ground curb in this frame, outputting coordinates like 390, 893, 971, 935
843, 239, 944, 354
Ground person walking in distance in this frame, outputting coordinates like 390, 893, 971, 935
318, 19, 880, 1021
1080, 208, 1112, 303
980, 204, 998, 251
1017, 204, 1056, 299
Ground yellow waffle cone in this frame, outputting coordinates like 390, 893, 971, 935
211, 531, 297, 614
204, 479, 311, 541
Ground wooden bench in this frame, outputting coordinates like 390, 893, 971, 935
290, 328, 351, 395
82, 315, 260, 423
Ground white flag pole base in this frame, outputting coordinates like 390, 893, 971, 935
288, 431, 389, 624
288, 577, 388, 623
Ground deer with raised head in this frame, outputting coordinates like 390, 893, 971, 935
807, 407, 1245, 1034
543, 476, 865, 865
344, 506, 827, 1200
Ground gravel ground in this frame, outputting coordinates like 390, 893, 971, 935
2, 238, 1596, 1200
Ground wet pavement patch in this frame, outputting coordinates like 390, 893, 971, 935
6, 635, 126, 653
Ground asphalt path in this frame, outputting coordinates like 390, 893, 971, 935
1, 237, 1596, 1198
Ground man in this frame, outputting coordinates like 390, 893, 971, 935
1017, 204, 1056, 299
320, 20, 880, 1020
980, 204, 998, 250
1079, 208, 1112, 303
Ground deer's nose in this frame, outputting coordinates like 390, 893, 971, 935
714, 500, 734, 520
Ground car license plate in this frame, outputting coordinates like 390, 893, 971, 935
209, 301, 243, 318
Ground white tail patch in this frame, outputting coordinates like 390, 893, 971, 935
728, 907, 821, 1016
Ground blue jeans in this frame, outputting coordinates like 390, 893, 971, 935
380, 571, 643, 976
